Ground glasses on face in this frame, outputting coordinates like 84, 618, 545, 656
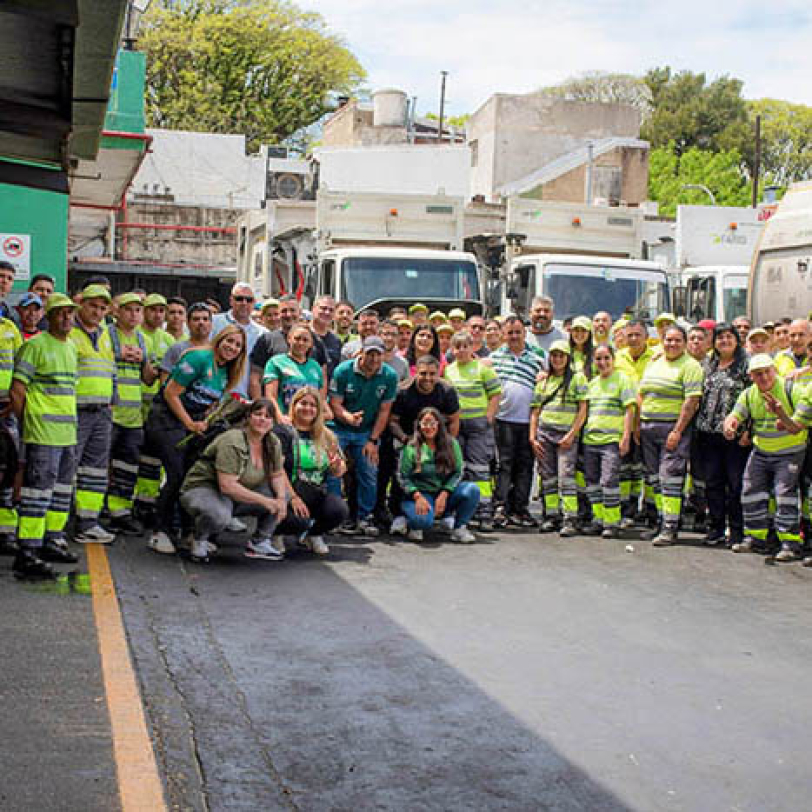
420, 419, 439, 427
233, 296, 254, 303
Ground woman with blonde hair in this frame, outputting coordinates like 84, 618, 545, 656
142, 322, 247, 556
274, 387, 349, 555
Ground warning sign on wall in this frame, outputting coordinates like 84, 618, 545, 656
0, 234, 31, 281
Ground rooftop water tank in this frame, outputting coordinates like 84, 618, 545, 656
372, 88, 407, 127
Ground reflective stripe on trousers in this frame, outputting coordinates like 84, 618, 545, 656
107, 425, 144, 517
742, 448, 804, 544
74, 408, 113, 530
641, 421, 691, 532
537, 426, 578, 518
583, 442, 622, 527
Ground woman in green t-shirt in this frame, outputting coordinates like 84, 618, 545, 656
582, 344, 636, 539
180, 399, 296, 563
263, 324, 325, 425
143, 323, 247, 556
274, 387, 348, 556
529, 339, 588, 537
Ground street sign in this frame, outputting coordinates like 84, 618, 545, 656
0, 233, 31, 280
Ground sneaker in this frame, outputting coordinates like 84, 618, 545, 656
390, 516, 408, 536
451, 526, 476, 544
732, 537, 763, 554
652, 529, 678, 547
802, 556, 812, 568
581, 522, 603, 537
148, 531, 177, 556
189, 538, 210, 563
245, 538, 284, 560
560, 520, 578, 538
540, 518, 561, 533
226, 517, 248, 533
492, 508, 509, 529
357, 518, 380, 537
74, 524, 116, 544
641, 526, 661, 541
407, 528, 424, 542
13, 548, 56, 581
338, 520, 358, 536
620, 517, 635, 530
40, 540, 79, 564
775, 544, 801, 562
478, 518, 495, 533
704, 531, 726, 547
307, 535, 330, 556
438, 516, 455, 533
515, 512, 538, 529
602, 526, 619, 539
109, 514, 143, 535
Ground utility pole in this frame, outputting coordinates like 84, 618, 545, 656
752, 114, 762, 208
585, 142, 594, 204
438, 71, 448, 143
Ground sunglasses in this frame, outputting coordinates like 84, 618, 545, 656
233, 295, 254, 303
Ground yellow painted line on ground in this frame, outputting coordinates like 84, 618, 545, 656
87, 543, 167, 812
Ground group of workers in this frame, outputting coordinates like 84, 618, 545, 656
2, 257, 812, 582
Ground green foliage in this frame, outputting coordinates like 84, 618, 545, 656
748, 98, 812, 187
642, 68, 751, 163
423, 112, 470, 129
537, 71, 652, 117
648, 144, 752, 217
140, 0, 365, 150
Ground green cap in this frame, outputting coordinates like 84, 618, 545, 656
436, 323, 454, 335
654, 312, 676, 325
748, 353, 775, 372
45, 293, 79, 314
143, 293, 167, 308
429, 310, 448, 322
549, 339, 571, 355
116, 293, 143, 308
260, 298, 280, 311
81, 284, 111, 303
408, 302, 428, 314
572, 316, 593, 332
448, 308, 467, 320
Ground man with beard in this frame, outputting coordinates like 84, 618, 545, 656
525, 296, 564, 358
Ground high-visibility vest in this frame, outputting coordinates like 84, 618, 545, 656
0, 317, 22, 400
140, 327, 175, 408
109, 324, 147, 428
69, 323, 116, 407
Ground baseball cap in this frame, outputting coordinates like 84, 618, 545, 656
572, 316, 592, 332
697, 319, 716, 331
448, 308, 466, 320
260, 298, 280, 311
397, 318, 413, 329
17, 292, 43, 308
408, 303, 428, 314
429, 310, 447, 322
143, 293, 167, 308
116, 292, 143, 308
81, 284, 112, 303
362, 336, 386, 353
549, 339, 571, 355
654, 312, 676, 325
436, 323, 454, 335
747, 327, 770, 341
45, 293, 79, 314
747, 353, 775, 373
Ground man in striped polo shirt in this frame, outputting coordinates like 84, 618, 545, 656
490, 316, 546, 528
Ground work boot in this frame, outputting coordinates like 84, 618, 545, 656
580, 522, 603, 536
40, 539, 79, 564
0, 535, 19, 556
775, 543, 801, 562
652, 529, 678, 547
540, 517, 561, 533
732, 537, 766, 554
109, 514, 143, 536
559, 520, 578, 538
13, 548, 56, 581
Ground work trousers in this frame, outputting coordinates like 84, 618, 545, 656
640, 421, 691, 533
330, 427, 378, 521
742, 448, 805, 545
107, 424, 144, 518
18, 444, 77, 549
697, 430, 749, 544
619, 436, 647, 518
277, 488, 348, 537
494, 419, 534, 514
537, 426, 578, 519
401, 482, 480, 531
141, 406, 187, 533
375, 429, 398, 520
0, 414, 18, 537
181, 484, 293, 542
458, 416, 495, 519
583, 442, 622, 528
74, 407, 113, 532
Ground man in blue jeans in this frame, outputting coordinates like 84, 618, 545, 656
328, 337, 398, 536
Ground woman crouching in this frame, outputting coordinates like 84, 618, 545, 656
180, 399, 296, 563
395, 406, 480, 543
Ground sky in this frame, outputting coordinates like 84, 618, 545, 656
301, 0, 812, 118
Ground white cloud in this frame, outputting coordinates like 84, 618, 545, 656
304, 0, 812, 114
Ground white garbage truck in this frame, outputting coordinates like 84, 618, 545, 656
500, 198, 670, 323
237, 188, 485, 316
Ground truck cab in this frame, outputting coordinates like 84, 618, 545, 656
682, 265, 749, 324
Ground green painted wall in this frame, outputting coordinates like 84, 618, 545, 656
0, 182, 69, 292
104, 50, 146, 136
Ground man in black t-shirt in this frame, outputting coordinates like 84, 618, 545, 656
383, 356, 460, 530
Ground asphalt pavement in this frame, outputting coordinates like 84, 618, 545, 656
105, 525, 812, 812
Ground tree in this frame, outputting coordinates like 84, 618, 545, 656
648, 144, 752, 217
642, 68, 751, 163
538, 71, 652, 118
748, 98, 812, 188
140, 0, 366, 150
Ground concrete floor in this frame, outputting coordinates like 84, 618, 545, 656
109, 528, 812, 812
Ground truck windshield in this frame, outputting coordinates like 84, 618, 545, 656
341, 256, 480, 309
722, 275, 748, 322
542, 263, 668, 321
